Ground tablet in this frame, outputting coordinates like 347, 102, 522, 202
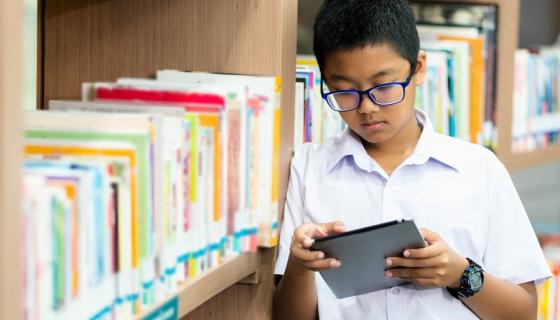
309, 219, 426, 298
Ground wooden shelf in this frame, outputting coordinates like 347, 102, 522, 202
137, 252, 259, 320
0, 0, 23, 319
501, 145, 560, 172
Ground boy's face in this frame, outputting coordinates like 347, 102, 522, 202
323, 44, 426, 147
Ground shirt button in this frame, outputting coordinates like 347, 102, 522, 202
391, 287, 400, 295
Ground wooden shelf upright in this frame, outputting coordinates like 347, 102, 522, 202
0, 0, 24, 319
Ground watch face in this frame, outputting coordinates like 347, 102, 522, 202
468, 272, 483, 291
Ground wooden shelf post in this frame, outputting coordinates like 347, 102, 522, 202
0, 0, 24, 319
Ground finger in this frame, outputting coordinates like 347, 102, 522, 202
293, 222, 348, 249
304, 258, 342, 271
386, 256, 443, 268
292, 246, 326, 262
317, 221, 347, 236
293, 224, 320, 248
403, 242, 444, 259
386, 267, 436, 279
420, 228, 441, 245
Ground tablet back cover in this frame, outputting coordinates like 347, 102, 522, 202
310, 220, 425, 298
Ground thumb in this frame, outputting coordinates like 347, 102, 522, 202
420, 228, 441, 245
317, 220, 347, 236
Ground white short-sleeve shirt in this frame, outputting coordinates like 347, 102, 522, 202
274, 109, 551, 320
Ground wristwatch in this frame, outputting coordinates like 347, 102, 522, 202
446, 257, 484, 299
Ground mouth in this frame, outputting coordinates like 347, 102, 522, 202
360, 120, 387, 130
361, 120, 386, 125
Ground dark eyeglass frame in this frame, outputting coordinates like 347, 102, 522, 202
320, 62, 417, 112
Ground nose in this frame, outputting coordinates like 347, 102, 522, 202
357, 93, 380, 114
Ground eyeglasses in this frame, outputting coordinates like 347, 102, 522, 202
320, 64, 416, 112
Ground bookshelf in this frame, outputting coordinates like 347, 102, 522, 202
0, 0, 23, 319
5, 0, 554, 318
136, 253, 259, 319
411, 0, 560, 171
37, 0, 297, 319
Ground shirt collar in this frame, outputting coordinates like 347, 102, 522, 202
326, 127, 374, 172
410, 109, 460, 171
327, 108, 461, 173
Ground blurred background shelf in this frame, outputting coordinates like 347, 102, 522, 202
504, 145, 560, 172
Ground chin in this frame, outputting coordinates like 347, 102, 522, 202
354, 129, 390, 145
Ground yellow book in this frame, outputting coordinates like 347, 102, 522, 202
198, 114, 222, 223
269, 76, 282, 247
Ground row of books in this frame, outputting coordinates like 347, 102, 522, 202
413, 2, 497, 148
22, 70, 282, 320
513, 47, 560, 154
294, 56, 346, 147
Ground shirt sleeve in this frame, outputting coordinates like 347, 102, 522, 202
273, 144, 308, 275
482, 152, 551, 284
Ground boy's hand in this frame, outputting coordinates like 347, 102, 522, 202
290, 221, 347, 272
384, 228, 469, 288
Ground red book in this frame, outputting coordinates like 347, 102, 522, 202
95, 86, 225, 112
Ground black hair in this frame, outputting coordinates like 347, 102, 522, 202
313, 0, 419, 72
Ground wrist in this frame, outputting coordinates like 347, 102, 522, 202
286, 254, 315, 278
446, 257, 485, 300
449, 257, 470, 289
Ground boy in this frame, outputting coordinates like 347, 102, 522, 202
272, 0, 551, 319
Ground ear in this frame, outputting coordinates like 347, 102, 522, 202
414, 50, 427, 86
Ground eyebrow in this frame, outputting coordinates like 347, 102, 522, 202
329, 68, 399, 83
